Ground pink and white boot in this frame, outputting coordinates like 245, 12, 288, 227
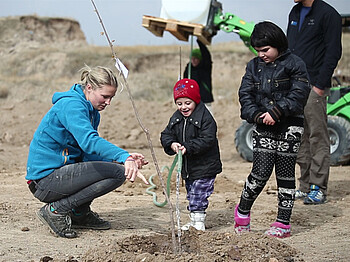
234, 205, 251, 234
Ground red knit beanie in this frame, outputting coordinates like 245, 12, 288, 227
173, 78, 201, 104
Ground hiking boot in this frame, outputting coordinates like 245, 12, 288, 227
37, 204, 77, 238
71, 211, 111, 230
265, 222, 291, 238
295, 189, 308, 200
234, 205, 251, 234
304, 185, 327, 205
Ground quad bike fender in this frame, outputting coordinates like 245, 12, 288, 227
327, 92, 350, 116
329, 105, 350, 121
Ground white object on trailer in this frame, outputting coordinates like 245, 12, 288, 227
160, 0, 212, 26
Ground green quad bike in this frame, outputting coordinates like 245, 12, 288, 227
235, 78, 350, 166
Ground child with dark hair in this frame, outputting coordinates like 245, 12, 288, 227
235, 21, 310, 237
160, 78, 222, 231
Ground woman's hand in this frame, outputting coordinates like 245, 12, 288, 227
171, 142, 186, 155
124, 155, 149, 185
260, 112, 276, 126
130, 153, 149, 169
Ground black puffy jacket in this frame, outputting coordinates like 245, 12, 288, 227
160, 102, 222, 180
239, 50, 310, 124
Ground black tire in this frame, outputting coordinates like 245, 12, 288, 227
328, 115, 350, 166
235, 121, 254, 162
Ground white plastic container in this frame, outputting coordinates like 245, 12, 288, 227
160, 0, 211, 26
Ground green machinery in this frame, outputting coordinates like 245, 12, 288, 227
208, 1, 350, 166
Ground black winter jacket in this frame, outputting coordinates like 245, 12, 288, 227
287, 0, 342, 89
239, 50, 310, 124
160, 102, 222, 180
184, 39, 214, 103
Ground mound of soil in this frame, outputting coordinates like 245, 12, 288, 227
82, 229, 302, 262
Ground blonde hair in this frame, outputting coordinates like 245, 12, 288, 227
79, 65, 118, 90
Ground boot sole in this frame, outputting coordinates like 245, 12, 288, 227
71, 224, 111, 230
304, 199, 327, 205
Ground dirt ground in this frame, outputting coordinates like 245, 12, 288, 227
0, 16, 350, 262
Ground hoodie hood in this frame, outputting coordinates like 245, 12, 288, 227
53, 84, 91, 106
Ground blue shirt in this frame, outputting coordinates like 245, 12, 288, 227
299, 6, 311, 31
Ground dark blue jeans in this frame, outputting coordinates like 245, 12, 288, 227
33, 161, 126, 213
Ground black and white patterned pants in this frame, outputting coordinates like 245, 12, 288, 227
238, 119, 304, 225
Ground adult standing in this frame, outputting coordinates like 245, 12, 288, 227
184, 38, 214, 112
287, 0, 342, 204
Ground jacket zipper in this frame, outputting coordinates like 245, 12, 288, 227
182, 118, 189, 178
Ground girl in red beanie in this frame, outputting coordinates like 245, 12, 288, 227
160, 78, 222, 231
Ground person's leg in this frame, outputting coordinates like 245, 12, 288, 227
265, 120, 303, 238
35, 161, 126, 213
275, 124, 303, 225
35, 161, 125, 237
182, 176, 216, 231
297, 96, 312, 194
185, 176, 215, 212
237, 129, 276, 215
235, 128, 276, 233
306, 89, 330, 196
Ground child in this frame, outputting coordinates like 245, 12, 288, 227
235, 21, 310, 237
160, 78, 222, 231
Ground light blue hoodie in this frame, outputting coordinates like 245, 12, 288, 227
26, 84, 130, 180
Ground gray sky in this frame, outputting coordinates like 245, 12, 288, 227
1, 0, 349, 46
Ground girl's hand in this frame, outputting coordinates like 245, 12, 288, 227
171, 142, 186, 155
261, 112, 276, 126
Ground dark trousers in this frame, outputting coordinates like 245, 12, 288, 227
33, 161, 126, 213
297, 89, 330, 195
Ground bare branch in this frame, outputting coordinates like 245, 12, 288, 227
90, 0, 180, 253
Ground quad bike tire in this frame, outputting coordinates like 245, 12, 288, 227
234, 116, 350, 166
234, 121, 254, 162
328, 115, 350, 166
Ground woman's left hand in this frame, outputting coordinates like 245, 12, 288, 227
130, 153, 149, 169
124, 158, 149, 185
124, 153, 149, 185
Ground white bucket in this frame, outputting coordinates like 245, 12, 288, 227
160, 0, 211, 26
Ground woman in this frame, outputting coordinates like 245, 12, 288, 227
26, 65, 148, 238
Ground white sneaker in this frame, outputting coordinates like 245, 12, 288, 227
181, 212, 206, 231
